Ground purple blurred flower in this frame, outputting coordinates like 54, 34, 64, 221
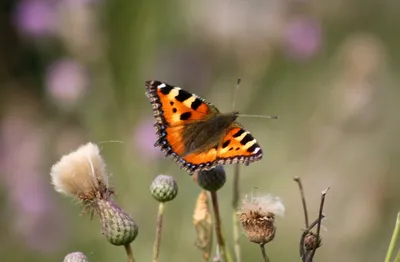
284, 17, 322, 61
13, 0, 57, 38
45, 58, 89, 108
132, 118, 163, 162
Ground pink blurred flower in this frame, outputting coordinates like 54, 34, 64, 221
132, 118, 163, 162
13, 0, 57, 38
45, 58, 89, 108
284, 17, 322, 61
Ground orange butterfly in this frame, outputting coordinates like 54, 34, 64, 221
145, 80, 263, 174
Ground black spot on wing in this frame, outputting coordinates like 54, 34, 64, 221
222, 140, 230, 148
180, 112, 192, 120
172, 108, 177, 113
247, 143, 258, 153
191, 98, 202, 110
170, 101, 174, 105
240, 133, 254, 145
159, 84, 173, 95
175, 89, 192, 102
232, 129, 245, 138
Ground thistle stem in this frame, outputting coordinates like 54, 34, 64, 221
260, 244, 270, 262
153, 202, 165, 262
232, 164, 241, 262
124, 244, 135, 262
294, 177, 309, 228
385, 212, 400, 262
211, 191, 228, 262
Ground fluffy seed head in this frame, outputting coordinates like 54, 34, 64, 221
150, 174, 178, 202
196, 166, 226, 191
50, 142, 112, 202
238, 193, 285, 245
63, 252, 88, 262
95, 199, 139, 246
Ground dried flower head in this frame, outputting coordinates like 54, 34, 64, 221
63, 251, 88, 262
50, 142, 112, 203
238, 193, 285, 245
304, 231, 322, 251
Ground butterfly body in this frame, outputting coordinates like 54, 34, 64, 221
145, 80, 263, 174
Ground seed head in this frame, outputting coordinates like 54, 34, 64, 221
150, 174, 178, 202
238, 193, 285, 245
196, 166, 226, 191
95, 199, 139, 246
63, 252, 88, 262
50, 142, 112, 203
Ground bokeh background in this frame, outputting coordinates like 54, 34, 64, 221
1, 0, 400, 261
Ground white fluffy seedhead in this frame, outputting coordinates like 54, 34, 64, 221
240, 193, 285, 217
50, 142, 109, 199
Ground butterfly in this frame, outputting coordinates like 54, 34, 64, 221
145, 80, 263, 174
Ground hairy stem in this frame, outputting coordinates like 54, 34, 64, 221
153, 202, 165, 262
124, 244, 135, 262
211, 191, 228, 262
385, 212, 400, 262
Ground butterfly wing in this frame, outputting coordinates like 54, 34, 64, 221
178, 124, 263, 174
145, 80, 216, 126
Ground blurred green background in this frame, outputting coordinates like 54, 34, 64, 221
1, 0, 400, 261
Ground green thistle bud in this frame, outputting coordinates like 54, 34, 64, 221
150, 175, 178, 202
63, 252, 88, 262
196, 166, 226, 191
95, 199, 139, 246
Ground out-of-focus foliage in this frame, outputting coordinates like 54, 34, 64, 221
1, 0, 400, 261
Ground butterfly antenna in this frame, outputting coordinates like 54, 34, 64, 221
237, 114, 279, 120
231, 78, 241, 111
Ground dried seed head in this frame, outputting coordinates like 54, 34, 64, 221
238, 193, 285, 245
95, 199, 138, 246
150, 174, 178, 202
304, 232, 322, 251
196, 166, 226, 191
63, 252, 88, 262
50, 142, 112, 203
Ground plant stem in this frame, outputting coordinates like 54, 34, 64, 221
211, 191, 228, 262
232, 164, 241, 262
294, 177, 309, 228
153, 202, 165, 262
124, 244, 135, 262
308, 187, 330, 261
385, 212, 400, 262
260, 244, 270, 262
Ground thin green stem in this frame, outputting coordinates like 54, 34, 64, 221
394, 249, 400, 262
385, 212, 400, 262
153, 202, 165, 262
211, 191, 228, 262
232, 164, 241, 262
260, 244, 270, 262
124, 244, 135, 262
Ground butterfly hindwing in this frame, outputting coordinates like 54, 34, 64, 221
145, 80, 215, 127
216, 124, 262, 165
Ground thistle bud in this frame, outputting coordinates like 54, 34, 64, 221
238, 193, 285, 245
95, 199, 139, 246
196, 166, 226, 191
150, 175, 178, 202
63, 252, 88, 262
